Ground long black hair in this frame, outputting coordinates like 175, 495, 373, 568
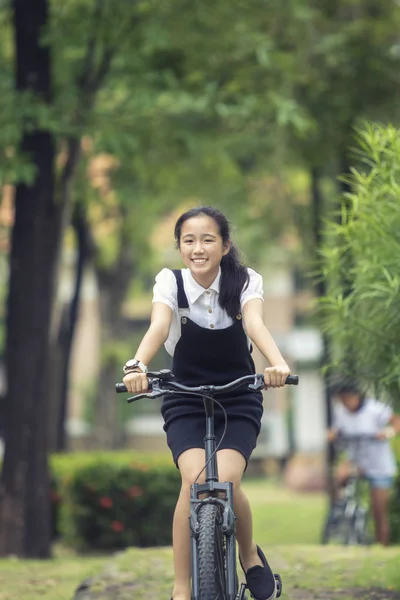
174, 206, 250, 319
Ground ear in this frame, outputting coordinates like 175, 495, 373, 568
222, 240, 231, 256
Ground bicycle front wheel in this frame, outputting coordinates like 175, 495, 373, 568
197, 503, 227, 600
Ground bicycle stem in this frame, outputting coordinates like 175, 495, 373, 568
204, 395, 219, 485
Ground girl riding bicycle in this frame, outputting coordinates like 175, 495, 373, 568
122, 206, 291, 600
328, 378, 400, 546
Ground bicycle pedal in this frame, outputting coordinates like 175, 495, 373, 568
274, 574, 282, 598
236, 582, 248, 600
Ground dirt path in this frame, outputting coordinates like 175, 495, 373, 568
72, 546, 400, 600
291, 589, 400, 600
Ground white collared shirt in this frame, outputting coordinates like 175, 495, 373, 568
152, 267, 263, 356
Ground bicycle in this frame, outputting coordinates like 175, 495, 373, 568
321, 434, 379, 546
116, 369, 299, 600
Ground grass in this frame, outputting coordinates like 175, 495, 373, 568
0, 478, 399, 600
0, 550, 106, 600
244, 477, 327, 545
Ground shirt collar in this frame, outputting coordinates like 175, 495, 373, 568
186, 268, 221, 303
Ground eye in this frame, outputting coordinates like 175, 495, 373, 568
204, 239, 214, 243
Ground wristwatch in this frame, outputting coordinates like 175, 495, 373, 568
123, 358, 148, 374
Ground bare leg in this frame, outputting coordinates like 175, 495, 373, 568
171, 447, 269, 600
172, 448, 206, 600
333, 461, 351, 501
217, 449, 263, 571
370, 487, 391, 546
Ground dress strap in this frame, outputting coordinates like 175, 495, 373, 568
171, 269, 189, 309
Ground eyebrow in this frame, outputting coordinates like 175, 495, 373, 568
182, 232, 217, 239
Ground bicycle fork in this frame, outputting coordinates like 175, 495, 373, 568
190, 484, 237, 600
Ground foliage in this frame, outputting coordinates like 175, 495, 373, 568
390, 473, 400, 544
2, 0, 400, 281
318, 124, 400, 402
51, 451, 180, 550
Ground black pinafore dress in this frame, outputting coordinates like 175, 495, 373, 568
161, 270, 263, 467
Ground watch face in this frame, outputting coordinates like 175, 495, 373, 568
125, 359, 138, 368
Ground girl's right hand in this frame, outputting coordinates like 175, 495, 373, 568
122, 371, 149, 393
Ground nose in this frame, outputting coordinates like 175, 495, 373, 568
193, 241, 204, 254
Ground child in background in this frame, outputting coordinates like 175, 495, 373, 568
328, 378, 400, 545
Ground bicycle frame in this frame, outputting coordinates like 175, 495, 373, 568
189, 392, 237, 600
322, 435, 379, 545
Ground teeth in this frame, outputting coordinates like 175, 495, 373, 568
192, 259, 207, 263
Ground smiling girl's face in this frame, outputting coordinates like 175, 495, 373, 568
178, 215, 230, 288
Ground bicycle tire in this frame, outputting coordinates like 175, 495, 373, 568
197, 503, 227, 600
354, 507, 373, 545
321, 502, 345, 544
321, 513, 335, 544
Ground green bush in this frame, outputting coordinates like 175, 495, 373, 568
389, 483, 400, 544
389, 448, 400, 544
50, 451, 180, 550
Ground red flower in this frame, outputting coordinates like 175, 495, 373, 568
127, 485, 143, 499
111, 520, 125, 532
99, 496, 113, 508
130, 461, 150, 472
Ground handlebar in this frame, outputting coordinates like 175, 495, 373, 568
336, 434, 385, 443
115, 370, 299, 403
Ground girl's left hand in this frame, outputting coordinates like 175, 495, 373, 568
264, 364, 291, 388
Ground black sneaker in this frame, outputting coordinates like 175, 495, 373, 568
239, 545, 277, 600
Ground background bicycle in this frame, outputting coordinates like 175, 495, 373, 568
322, 434, 382, 545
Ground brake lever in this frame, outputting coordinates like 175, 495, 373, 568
127, 389, 165, 403
126, 378, 167, 403
248, 374, 265, 392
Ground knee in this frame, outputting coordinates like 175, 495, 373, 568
218, 468, 242, 493
180, 469, 206, 491
335, 463, 350, 486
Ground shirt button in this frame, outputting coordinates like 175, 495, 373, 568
210, 324, 214, 329
206, 290, 211, 295
208, 308, 212, 313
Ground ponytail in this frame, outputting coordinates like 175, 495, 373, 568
220, 243, 249, 319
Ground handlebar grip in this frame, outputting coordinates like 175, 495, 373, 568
116, 379, 155, 394
286, 375, 299, 385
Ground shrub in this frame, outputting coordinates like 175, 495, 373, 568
389, 450, 400, 544
319, 124, 400, 402
51, 451, 180, 550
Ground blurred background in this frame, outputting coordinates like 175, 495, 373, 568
0, 0, 400, 558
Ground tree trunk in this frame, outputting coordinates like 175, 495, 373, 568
0, 0, 58, 558
47, 142, 81, 451
54, 203, 92, 451
94, 223, 137, 449
95, 348, 125, 450
310, 167, 335, 504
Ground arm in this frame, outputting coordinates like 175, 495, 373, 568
243, 298, 290, 387
377, 413, 400, 440
123, 302, 172, 393
390, 414, 400, 433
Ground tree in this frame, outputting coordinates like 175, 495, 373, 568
0, 0, 56, 558
0, 0, 129, 556
319, 124, 400, 405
